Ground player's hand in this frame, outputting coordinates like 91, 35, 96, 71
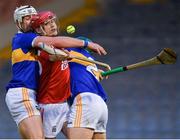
49, 49, 70, 61
98, 69, 109, 81
87, 42, 107, 55
58, 49, 70, 60
49, 54, 67, 61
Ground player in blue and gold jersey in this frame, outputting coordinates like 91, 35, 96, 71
5, 5, 45, 139
66, 37, 109, 139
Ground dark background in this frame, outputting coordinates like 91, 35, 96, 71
0, 0, 179, 138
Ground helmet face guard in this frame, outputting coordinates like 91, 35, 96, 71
14, 5, 37, 23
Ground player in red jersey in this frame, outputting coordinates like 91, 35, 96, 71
31, 11, 71, 138
37, 50, 70, 138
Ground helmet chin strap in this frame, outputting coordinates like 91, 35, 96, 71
17, 21, 24, 32
17, 21, 33, 33
40, 26, 47, 36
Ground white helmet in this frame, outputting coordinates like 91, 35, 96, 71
14, 5, 37, 23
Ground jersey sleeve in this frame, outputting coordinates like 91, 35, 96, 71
18, 32, 38, 50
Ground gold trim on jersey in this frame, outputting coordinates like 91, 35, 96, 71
91, 69, 100, 81
69, 51, 95, 67
69, 50, 101, 81
12, 48, 37, 65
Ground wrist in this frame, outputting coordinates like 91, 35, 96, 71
83, 40, 89, 49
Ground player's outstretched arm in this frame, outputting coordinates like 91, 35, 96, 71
33, 36, 107, 55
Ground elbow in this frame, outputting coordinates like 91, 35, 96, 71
33, 36, 55, 47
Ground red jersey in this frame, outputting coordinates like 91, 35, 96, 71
37, 50, 70, 104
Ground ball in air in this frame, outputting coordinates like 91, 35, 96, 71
66, 25, 76, 34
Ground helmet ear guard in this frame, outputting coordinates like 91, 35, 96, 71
14, 5, 37, 23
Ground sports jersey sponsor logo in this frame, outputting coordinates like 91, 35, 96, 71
61, 60, 68, 70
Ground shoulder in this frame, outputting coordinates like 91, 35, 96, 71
14, 32, 38, 39
77, 36, 92, 42
12, 32, 38, 50
20, 32, 38, 38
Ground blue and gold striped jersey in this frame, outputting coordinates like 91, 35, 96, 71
67, 47, 107, 102
6, 32, 39, 91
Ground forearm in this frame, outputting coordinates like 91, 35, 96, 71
33, 36, 107, 55
33, 36, 85, 48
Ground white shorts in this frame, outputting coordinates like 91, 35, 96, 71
5, 87, 41, 125
67, 92, 108, 133
39, 102, 69, 138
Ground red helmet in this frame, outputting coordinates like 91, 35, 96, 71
31, 11, 56, 29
